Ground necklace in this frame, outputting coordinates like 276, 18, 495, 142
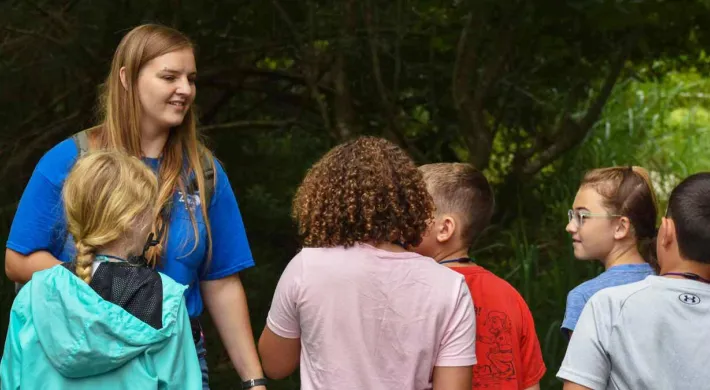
95, 254, 128, 263
660, 272, 710, 284
95, 254, 142, 267
439, 257, 474, 265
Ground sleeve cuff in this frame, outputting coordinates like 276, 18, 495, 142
6, 242, 33, 256
522, 363, 547, 388
202, 259, 255, 280
561, 318, 576, 333
267, 316, 301, 339
557, 367, 606, 390
434, 356, 477, 367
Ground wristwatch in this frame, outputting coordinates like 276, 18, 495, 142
242, 378, 268, 389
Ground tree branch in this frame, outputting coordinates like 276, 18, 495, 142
200, 90, 236, 125
365, 2, 395, 123
3, 26, 65, 46
63, 0, 82, 13
520, 35, 633, 176
393, 0, 403, 96
363, 0, 423, 160
452, 3, 521, 169
1, 110, 81, 178
29, 1, 71, 33
199, 120, 296, 133
473, 26, 515, 109
452, 12, 490, 169
201, 67, 335, 95
517, 83, 584, 161
15, 81, 88, 131
332, 0, 359, 140
271, 0, 332, 133
452, 12, 479, 111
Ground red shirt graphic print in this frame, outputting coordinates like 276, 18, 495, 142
452, 265, 546, 390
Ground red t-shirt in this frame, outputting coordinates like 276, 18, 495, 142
452, 265, 546, 390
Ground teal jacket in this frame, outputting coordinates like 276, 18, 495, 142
1, 265, 202, 389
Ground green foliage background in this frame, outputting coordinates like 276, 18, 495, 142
1, 1, 710, 389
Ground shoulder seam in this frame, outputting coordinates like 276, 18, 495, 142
597, 282, 653, 336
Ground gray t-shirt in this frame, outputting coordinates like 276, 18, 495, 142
557, 275, 710, 390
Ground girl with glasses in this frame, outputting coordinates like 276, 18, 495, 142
561, 166, 658, 338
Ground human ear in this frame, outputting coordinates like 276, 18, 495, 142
436, 215, 457, 243
658, 217, 675, 249
119, 67, 129, 91
614, 216, 632, 240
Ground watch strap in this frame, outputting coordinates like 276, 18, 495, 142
242, 378, 268, 389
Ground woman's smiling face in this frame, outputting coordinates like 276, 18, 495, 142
135, 48, 197, 132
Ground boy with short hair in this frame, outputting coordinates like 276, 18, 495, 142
415, 163, 546, 390
558, 172, 710, 390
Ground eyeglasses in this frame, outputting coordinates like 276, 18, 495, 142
568, 209, 622, 227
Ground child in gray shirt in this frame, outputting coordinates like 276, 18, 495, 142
558, 172, 710, 390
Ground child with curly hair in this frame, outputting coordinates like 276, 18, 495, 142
258, 137, 477, 390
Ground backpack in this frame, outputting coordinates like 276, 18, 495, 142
14, 132, 216, 295
72, 130, 215, 206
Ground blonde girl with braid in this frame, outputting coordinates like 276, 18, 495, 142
4, 24, 265, 389
1, 151, 201, 389
65, 151, 157, 284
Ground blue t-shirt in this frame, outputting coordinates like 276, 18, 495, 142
561, 263, 654, 335
7, 137, 255, 318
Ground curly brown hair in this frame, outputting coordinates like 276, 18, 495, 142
293, 136, 434, 248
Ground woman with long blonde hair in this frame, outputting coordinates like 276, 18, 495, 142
5, 24, 265, 389
1, 151, 201, 389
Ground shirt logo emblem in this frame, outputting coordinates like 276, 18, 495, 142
177, 192, 201, 210
679, 293, 701, 305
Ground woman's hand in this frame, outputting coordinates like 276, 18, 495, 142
201, 274, 265, 382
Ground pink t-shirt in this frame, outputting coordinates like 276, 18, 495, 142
267, 244, 477, 390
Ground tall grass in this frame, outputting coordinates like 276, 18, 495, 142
2, 72, 704, 389
474, 70, 710, 389
200, 71, 710, 389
